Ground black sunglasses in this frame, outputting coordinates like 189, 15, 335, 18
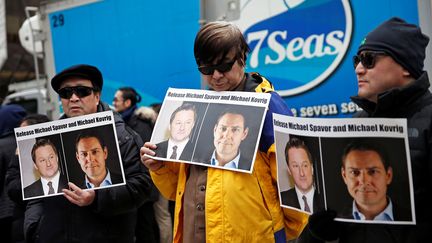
58, 86, 97, 99
198, 60, 236, 75
353, 51, 387, 69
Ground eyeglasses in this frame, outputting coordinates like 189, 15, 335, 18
198, 60, 236, 75
353, 51, 387, 69
58, 86, 96, 99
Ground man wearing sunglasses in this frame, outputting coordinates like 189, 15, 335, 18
141, 21, 308, 243
24, 64, 153, 243
309, 17, 431, 243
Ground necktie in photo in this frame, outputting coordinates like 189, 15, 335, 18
170, 145, 178, 159
48, 181, 55, 194
302, 195, 311, 213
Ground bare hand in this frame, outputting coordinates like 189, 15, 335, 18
63, 182, 95, 206
140, 142, 164, 171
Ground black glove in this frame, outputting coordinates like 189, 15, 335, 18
308, 209, 340, 241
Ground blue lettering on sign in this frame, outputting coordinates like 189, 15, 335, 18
244, 0, 352, 96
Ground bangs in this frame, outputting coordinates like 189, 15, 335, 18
194, 21, 249, 66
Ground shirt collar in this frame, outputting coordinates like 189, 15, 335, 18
168, 138, 189, 148
352, 198, 394, 221
294, 186, 315, 212
210, 150, 241, 169
167, 138, 190, 160
86, 169, 112, 189
40, 170, 60, 195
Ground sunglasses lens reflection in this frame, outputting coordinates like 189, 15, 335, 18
198, 66, 214, 75
353, 52, 379, 69
198, 61, 235, 75
58, 86, 94, 99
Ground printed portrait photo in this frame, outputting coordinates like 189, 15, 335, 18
321, 137, 413, 224
149, 88, 270, 174
16, 111, 125, 200
61, 125, 125, 190
191, 103, 265, 172
275, 133, 325, 213
151, 100, 206, 162
19, 134, 68, 200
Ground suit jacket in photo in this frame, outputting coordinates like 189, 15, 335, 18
155, 140, 194, 161
280, 187, 324, 213
23, 173, 68, 198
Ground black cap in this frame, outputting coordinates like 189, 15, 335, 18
358, 17, 429, 79
51, 64, 103, 92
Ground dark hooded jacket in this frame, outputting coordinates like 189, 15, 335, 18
0, 105, 26, 243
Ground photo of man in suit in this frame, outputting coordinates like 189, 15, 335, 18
339, 140, 410, 221
155, 103, 196, 161
24, 139, 68, 198
75, 131, 123, 189
208, 109, 249, 170
280, 137, 323, 213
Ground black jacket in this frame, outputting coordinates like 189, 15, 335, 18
24, 102, 153, 243
5, 154, 26, 242
0, 133, 16, 220
336, 72, 432, 243
122, 107, 159, 243
124, 111, 153, 145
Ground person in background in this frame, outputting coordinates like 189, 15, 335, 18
141, 21, 308, 242
6, 114, 50, 243
150, 103, 162, 116
113, 87, 155, 143
150, 102, 174, 243
113, 86, 160, 243
24, 64, 153, 243
6, 114, 51, 243
0, 104, 26, 243
309, 17, 431, 243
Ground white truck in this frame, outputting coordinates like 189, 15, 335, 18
5, 0, 432, 119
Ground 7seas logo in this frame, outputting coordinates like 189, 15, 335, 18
241, 0, 352, 96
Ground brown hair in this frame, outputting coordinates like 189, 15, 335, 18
31, 139, 58, 163
284, 137, 313, 166
169, 103, 197, 125
341, 140, 389, 169
194, 21, 250, 67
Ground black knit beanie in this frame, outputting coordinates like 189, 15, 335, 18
358, 17, 429, 79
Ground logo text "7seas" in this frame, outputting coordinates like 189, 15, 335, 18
247, 29, 345, 68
